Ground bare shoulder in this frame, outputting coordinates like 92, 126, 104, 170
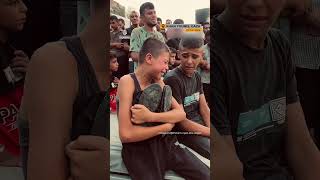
24, 41, 78, 108
119, 74, 134, 86
29, 41, 75, 71
118, 74, 135, 96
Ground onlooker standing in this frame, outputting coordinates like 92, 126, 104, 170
126, 11, 140, 36
129, 2, 166, 71
110, 15, 130, 78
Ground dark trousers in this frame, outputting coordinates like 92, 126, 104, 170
176, 134, 210, 160
296, 67, 320, 148
122, 135, 210, 180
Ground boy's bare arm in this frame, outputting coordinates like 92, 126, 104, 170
212, 127, 245, 180
199, 94, 210, 127
286, 102, 320, 180
131, 97, 186, 124
178, 115, 210, 137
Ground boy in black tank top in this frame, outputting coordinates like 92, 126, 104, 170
117, 38, 209, 180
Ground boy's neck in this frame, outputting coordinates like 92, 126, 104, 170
135, 67, 153, 85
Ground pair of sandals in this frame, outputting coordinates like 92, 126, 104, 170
138, 84, 173, 127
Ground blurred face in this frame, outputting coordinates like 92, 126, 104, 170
0, 0, 28, 32
110, 58, 119, 72
142, 8, 157, 27
119, 21, 124, 29
203, 24, 210, 33
166, 19, 172, 24
110, 19, 119, 31
226, 0, 286, 35
169, 53, 176, 65
130, 11, 139, 26
147, 51, 169, 80
156, 19, 162, 31
179, 48, 203, 76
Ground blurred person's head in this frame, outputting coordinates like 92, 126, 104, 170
0, 0, 28, 38
173, 19, 184, 24
167, 38, 181, 66
118, 18, 125, 30
166, 38, 180, 53
110, 51, 119, 73
178, 35, 204, 76
139, 38, 170, 80
202, 22, 210, 34
169, 47, 177, 65
129, 11, 140, 27
139, 2, 157, 28
156, 17, 162, 31
110, 15, 119, 31
222, 0, 286, 45
166, 19, 172, 24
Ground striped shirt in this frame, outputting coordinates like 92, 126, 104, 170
290, 0, 320, 70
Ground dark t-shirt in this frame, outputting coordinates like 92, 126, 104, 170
212, 18, 299, 180
164, 67, 204, 125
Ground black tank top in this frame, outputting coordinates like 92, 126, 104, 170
63, 36, 107, 140
130, 73, 143, 106
19, 36, 108, 179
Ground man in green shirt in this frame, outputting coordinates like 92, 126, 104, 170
130, 2, 166, 71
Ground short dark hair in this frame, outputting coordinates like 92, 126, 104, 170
166, 38, 180, 50
139, 38, 170, 64
173, 19, 184, 24
169, 47, 177, 54
110, 15, 118, 21
110, 51, 117, 60
179, 35, 204, 50
157, 17, 162, 23
119, 18, 125, 24
140, 2, 154, 17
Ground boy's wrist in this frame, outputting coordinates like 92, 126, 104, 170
148, 112, 156, 122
